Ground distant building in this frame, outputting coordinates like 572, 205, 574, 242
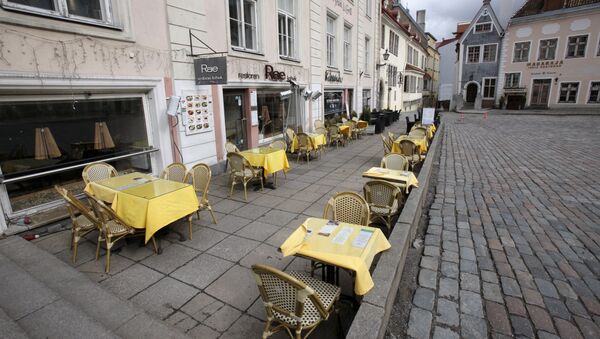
437, 23, 469, 110
457, 0, 505, 109
423, 32, 441, 108
498, 0, 600, 109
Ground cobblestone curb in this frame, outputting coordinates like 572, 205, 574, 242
347, 120, 445, 339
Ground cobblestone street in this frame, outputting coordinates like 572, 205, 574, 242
404, 113, 600, 338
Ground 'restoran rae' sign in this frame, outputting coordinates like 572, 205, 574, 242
194, 57, 227, 85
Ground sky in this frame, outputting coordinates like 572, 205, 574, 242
402, 0, 527, 41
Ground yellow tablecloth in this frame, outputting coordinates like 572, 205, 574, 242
411, 124, 436, 139
392, 135, 429, 154
240, 148, 290, 176
339, 125, 351, 138
85, 172, 199, 243
356, 121, 368, 129
280, 218, 391, 296
362, 167, 419, 193
290, 133, 327, 152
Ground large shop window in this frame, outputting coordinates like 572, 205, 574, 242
257, 90, 287, 140
0, 97, 153, 212
1, 0, 116, 27
324, 91, 343, 117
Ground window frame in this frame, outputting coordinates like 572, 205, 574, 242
0, 0, 117, 28
474, 22, 492, 34
504, 72, 521, 89
482, 77, 496, 99
482, 43, 498, 63
537, 38, 558, 61
278, 0, 297, 59
365, 0, 372, 19
364, 35, 371, 75
467, 45, 481, 64
565, 34, 588, 59
557, 81, 580, 104
513, 41, 531, 63
229, 0, 259, 53
326, 14, 337, 68
588, 81, 600, 104
343, 23, 352, 71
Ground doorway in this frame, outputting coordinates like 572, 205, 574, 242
466, 83, 478, 103
530, 79, 552, 108
223, 90, 247, 150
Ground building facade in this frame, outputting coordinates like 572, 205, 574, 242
0, 0, 174, 233
423, 32, 441, 107
458, 0, 504, 109
498, 0, 600, 109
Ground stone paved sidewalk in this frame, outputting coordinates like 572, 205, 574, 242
406, 114, 600, 338
32, 118, 412, 338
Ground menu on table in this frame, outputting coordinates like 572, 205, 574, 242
352, 229, 374, 248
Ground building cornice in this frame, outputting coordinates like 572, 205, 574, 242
509, 3, 600, 26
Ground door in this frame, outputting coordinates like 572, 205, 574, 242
530, 79, 552, 108
466, 83, 478, 103
223, 90, 247, 150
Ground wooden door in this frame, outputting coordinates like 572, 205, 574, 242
530, 79, 552, 108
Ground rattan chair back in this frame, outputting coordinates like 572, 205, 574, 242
315, 127, 328, 136
399, 139, 419, 156
296, 133, 311, 149
363, 180, 402, 211
328, 126, 339, 138
323, 191, 370, 226
270, 140, 287, 151
225, 141, 240, 153
227, 152, 250, 173
314, 119, 324, 129
55, 185, 96, 223
409, 128, 427, 138
285, 128, 296, 142
381, 135, 392, 155
82, 162, 117, 185
186, 163, 211, 196
86, 193, 129, 231
381, 154, 409, 171
160, 162, 187, 182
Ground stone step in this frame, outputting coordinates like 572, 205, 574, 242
0, 304, 30, 338
0, 236, 190, 339
0, 249, 115, 338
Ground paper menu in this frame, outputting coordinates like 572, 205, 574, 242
331, 227, 353, 245
318, 221, 338, 236
352, 229, 374, 248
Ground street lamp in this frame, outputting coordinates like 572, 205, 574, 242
376, 49, 390, 69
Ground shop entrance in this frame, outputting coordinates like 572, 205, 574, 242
466, 83, 478, 103
530, 79, 551, 108
223, 90, 247, 150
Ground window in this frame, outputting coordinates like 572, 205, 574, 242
589, 82, 600, 103
387, 66, 398, 87
513, 42, 530, 62
278, 0, 296, 58
474, 22, 492, 33
326, 15, 336, 67
483, 78, 496, 98
407, 46, 413, 65
413, 50, 418, 66
483, 44, 497, 62
343, 24, 352, 70
566, 35, 587, 58
366, 0, 372, 18
230, 0, 258, 51
404, 76, 409, 92
389, 31, 399, 56
467, 46, 480, 63
1, 0, 115, 26
257, 90, 287, 140
381, 25, 385, 49
504, 73, 520, 88
362, 89, 371, 109
364, 36, 370, 75
538, 38, 557, 61
324, 91, 343, 116
559, 82, 579, 103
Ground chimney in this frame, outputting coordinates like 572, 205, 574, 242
483, 0, 491, 4
416, 10, 426, 32
543, 0, 564, 11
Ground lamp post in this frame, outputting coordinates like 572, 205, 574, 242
376, 49, 390, 69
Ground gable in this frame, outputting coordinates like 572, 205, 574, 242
460, 4, 504, 44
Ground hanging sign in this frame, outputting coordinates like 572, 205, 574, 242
194, 57, 227, 85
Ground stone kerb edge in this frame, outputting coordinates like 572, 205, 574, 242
346, 120, 445, 339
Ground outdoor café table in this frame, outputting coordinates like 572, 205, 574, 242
290, 133, 327, 153
338, 125, 351, 139
84, 172, 199, 243
361, 167, 419, 194
280, 217, 391, 296
391, 135, 429, 154
240, 147, 290, 177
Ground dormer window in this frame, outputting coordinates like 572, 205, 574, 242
474, 22, 492, 33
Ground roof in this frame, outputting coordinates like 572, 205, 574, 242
513, 0, 600, 18
436, 37, 459, 49
458, 1, 504, 45
426, 32, 438, 41
405, 63, 425, 74
454, 23, 470, 35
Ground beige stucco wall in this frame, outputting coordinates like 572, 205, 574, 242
499, 8, 600, 108
379, 14, 408, 111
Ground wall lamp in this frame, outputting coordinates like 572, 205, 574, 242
376, 49, 390, 69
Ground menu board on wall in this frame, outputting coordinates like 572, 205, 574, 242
180, 90, 215, 136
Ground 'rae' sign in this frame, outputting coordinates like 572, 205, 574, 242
194, 57, 227, 85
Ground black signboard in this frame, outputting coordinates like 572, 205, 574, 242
194, 57, 227, 85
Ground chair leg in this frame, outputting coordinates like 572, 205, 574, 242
72, 233, 79, 263
188, 214, 193, 240
207, 205, 217, 224
95, 234, 102, 261
273, 172, 277, 187
105, 238, 112, 273
150, 236, 159, 253
229, 180, 235, 197
243, 182, 248, 201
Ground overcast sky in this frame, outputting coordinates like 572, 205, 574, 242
402, 0, 527, 41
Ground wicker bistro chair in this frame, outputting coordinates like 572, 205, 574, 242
409, 128, 427, 138
86, 193, 158, 273
270, 140, 287, 152
160, 162, 187, 182
82, 162, 117, 185
381, 135, 393, 155
314, 127, 328, 151
185, 164, 217, 230
252, 264, 341, 339
296, 133, 312, 163
328, 126, 344, 148
314, 119, 324, 130
54, 185, 99, 263
381, 153, 409, 171
355, 121, 368, 138
225, 141, 240, 153
399, 139, 422, 170
286, 128, 297, 152
363, 181, 404, 233
342, 121, 356, 141
323, 191, 370, 226
227, 152, 263, 201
